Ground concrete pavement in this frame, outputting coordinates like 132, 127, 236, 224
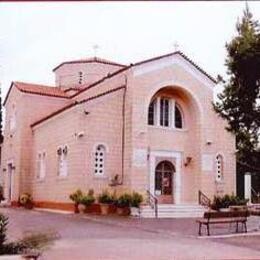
0, 208, 259, 260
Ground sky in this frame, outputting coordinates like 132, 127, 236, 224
1, 1, 260, 100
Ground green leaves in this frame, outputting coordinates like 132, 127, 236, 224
214, 6, 260, 172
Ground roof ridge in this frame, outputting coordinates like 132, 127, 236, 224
53, 57, 126, 72
13, 81, 57, 89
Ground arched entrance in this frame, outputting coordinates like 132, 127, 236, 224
155, 161, 175, 204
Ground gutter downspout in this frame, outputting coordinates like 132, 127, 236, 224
120, 75, 127, 185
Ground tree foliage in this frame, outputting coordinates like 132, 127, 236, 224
214, 5, 260, 173
0, 86, 3, 143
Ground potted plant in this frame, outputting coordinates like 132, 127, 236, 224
69, 189, 84, 213
98, 190, 114, 215
116, 193, 131, 216
78, 190, 95, 214
19, 193, 34, 209
130, 192, 143, 217
211, 194, 248, 212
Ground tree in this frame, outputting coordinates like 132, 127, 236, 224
214, 6, 260, 176
0, 86, 3, 144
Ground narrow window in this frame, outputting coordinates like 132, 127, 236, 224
41, 152, 46, 179
78, 71, 83, 84
216, 154, 223, 182
58, 146, 68, 177
148, 99, 156, 125
94, 145, 106, 176
160, 98, 169, 127
9, 113, 16, 131
175, 105, 183, 129
37, 153, 42, 179
37, 152, 46, 179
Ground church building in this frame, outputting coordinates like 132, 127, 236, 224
1, 51, 236, 216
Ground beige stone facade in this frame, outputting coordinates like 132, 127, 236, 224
0, 53, 236, 208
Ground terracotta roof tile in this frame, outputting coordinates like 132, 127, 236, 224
53, 57, 126, 72
14, 82, 69, 98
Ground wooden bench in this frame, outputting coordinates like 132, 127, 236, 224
196, 210, 250, 236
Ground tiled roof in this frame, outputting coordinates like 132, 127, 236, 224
31, 85, 126, 128
14, 82, 69, 97
3, 82, 69, 106
53, 57, 126, 72
133, 51, 217, 84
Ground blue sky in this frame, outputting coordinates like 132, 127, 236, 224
0, 2, 260, 99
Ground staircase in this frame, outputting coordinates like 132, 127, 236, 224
140, 204, 206, 218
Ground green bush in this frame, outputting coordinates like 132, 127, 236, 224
98, 190, 114, 204
211, 194, 248, 211
79, 190, 95, 207
130, 192, 143, 208
116, 193, 132, 208
69, 189, 84, 204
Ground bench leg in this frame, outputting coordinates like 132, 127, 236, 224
244, 222, 247, 233
198, 223, 202, 236
207, 224, 210, 236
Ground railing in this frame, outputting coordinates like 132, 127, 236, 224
146, 190, 158, 218
198, 190, 211, 208
251, 187, 260, 204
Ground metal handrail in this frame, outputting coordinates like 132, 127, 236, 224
198, 190, 211, 208
251, 187, 260, 203
146, 190, 158, 218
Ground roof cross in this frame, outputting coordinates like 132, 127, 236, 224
173, 41, 179, 52
92, 44, 100, 57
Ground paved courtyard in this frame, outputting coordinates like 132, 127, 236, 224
1, 207, 260, 260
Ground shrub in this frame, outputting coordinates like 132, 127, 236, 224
116, 193, 132, 208
79, 190, 95, 207
69, 189, 84, 204
19, 193, 33, 207
211, 194, 248, 211
130, 192, 143, 208
0, 213, 8, 247
98, 190, 114, 204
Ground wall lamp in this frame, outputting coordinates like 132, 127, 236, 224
184, 157, 192, 167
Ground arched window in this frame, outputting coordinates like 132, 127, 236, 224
148, 97, 184, 129
160, 98, 170, 127
94, 145, 106, 175
175, 105, 183, 129
216, 154, 224, 182
148, 99, 156, 125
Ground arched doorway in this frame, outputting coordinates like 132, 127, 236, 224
155, 161, 175, 204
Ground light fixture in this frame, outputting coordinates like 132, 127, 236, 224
184, 157, 192, 167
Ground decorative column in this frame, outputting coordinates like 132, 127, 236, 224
175, 156, 181, 204
149, 154, 156, 196
171, 99, 176, 128
156, 97, 160, 126
244, 172, 252, 204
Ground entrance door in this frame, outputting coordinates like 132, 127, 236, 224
7, 163, 13, 202
155, 161, 174, 204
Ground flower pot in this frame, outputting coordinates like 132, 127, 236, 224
24, 202, 34, 209
130, 207, 140, 217
78, 204, 86, 214
117, 207, 130, 216
219, 208, 230, 212
100, 204, 110, 215
74, 203, 79, 214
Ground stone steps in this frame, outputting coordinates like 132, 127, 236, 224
140, 204, 206, 218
